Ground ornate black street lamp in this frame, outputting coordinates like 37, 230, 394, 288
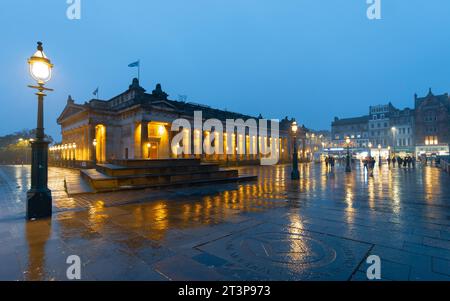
291, 121, 300, 180
26, 42, 54, 219
345, 137, 351, 173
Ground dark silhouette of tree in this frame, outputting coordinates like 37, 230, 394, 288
0, 129, 53, 164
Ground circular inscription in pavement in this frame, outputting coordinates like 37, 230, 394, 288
226, 232, 337, 276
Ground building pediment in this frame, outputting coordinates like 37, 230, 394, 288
57, 103, 87, 124
151, 100, 178, 111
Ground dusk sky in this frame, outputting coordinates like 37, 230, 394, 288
1, 0, 450, 140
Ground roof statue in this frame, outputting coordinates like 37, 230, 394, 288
152, 83, 168, 100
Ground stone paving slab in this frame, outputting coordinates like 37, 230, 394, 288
1, 163, 450, 280
65, 175, 94, 195
153, 254, 224, 281
0, 165, 85, 219
196, 222, 372, 281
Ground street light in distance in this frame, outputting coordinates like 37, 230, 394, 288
345, 137, 351, 173
291, 121, 300, 180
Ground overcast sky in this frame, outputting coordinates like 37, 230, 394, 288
1, 0, 450, 140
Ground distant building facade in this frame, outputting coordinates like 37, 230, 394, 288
331, 89, 450, 157
331, 115, 369, 148
368, 103, 396, 147
390, 107, 415, 154
414, 89, 450, 156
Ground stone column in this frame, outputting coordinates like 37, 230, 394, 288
141, 121, 149, 159
105, 126, 115, 162
167, 125, 173, 158
129, 122, 135, 159
133, 122, 141, 159
203, 131, 208, 160
190, 129, 196, 159
88, 124, 96, 162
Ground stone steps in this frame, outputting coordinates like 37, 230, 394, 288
80, 159, 257, 193
96, 163, 219, 177
80, 168, 256, 193
110, 158, 201, 168
80, 171, 256, 193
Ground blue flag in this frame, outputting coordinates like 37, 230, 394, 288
128, 60, 140, 68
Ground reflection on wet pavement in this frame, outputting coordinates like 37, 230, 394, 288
1, 162, 450, 280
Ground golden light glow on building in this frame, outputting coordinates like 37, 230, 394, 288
425, 136, 438, 145
158, 125, 166, 136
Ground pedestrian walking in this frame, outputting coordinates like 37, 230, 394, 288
369, 156, 375, 177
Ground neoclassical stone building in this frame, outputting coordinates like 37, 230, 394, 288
56, 78, 293, 164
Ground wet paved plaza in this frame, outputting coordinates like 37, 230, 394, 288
1, 162, 450, 281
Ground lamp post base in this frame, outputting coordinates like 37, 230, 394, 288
26, 139, 52, 220
291, 169, 300, 180
346, 156, 351, 173
26, 189, 52, 219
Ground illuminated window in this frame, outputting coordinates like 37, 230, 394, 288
425, 136, 439, 145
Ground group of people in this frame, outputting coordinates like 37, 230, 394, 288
387, 156, 416, 168
324, 154, 417, 176
362, 156, 377, 176
324, 156, 336, 170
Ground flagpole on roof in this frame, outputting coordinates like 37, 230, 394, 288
128, 60, 140, 82
93, 87, 99, 99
